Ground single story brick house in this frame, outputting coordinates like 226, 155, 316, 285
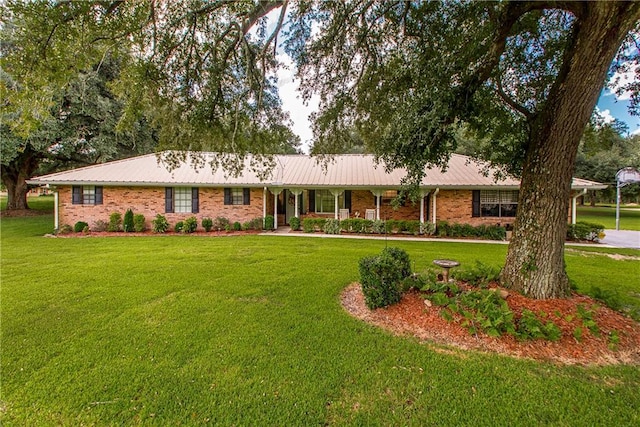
27, 152, 606, 231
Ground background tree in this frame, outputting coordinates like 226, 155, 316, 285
1, 56, 157, 210
574, 119, 640, 205
1, 1, 639, 299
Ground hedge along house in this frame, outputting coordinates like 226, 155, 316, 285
27, 152, 606, 231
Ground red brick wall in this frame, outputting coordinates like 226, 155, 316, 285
58, 186, 264, 230
436, 190, 515, 227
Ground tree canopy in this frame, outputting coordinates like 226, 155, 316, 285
1, 0, 639, 299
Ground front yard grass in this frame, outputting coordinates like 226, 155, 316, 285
1, 213, 639, 426
577, 205, 640, 230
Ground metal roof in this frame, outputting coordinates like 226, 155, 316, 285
27, 152, 606, 190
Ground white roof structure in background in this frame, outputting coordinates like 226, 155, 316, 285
28, 152, 607, 190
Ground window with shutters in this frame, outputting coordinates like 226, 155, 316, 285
72, 185, 103, 205
479, 190, 518, 217
224, 188, 250, 205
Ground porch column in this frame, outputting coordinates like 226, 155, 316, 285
419, 189, 428, 224
330, 189, 344, 220
370, 190, 384, 220
270, 187, 283, 230
289, 188, 303, 217
54, 189, 59, 230
432, 188, 440, 224
572, 189, 587, 225
263, 187, 267, 221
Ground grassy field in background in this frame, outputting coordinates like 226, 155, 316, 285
2, 205, 639, 425
577, 205, 640, 231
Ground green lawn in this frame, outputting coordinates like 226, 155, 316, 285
2, 210, 640, 425
577, 205, 640, 231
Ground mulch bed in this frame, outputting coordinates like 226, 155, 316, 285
47, 230, 264, 238
341, 283, 640, 366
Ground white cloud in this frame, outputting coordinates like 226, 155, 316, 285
595, 107, 616, 124
631, 126, 640, 136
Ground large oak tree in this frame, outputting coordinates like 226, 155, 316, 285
1, 1, 639, 299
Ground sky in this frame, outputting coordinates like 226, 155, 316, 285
277, 61, 640, 155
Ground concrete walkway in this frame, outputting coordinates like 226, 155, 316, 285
266, 227, 640, 249
601, 229, 640, 249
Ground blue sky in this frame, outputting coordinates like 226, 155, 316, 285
597, 89, 640, 136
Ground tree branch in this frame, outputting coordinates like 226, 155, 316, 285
494, 73, 532, 119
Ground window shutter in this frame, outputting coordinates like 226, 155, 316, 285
95, 186, 103, 205
191, 187, 199, 213
425, 194, 430, 220
224, 188, 231, 205
344, 190, 352, 211
243, 188, 250, 205
72, 186, 82, 204
165, 188, 174, 213
308, 190, 315, 212
472, 190, 481, 217
298, 193, 304, 214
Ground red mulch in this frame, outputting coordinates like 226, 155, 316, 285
341, 283, 640, 366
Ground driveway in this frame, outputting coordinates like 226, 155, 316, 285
601, 229, 640, 249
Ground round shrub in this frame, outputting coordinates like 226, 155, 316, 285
183, 216, 198, 233
289, 216, 300, 231
152, 214, 169, 233
381, 247, 412, 279
359, 252, 405, 309
233, 221, 242, 231
323, 218, 341, 234
264, 215, 275, 230
175, 221, 185, 233
108, 212, 122, 232
202, 217, 213, 232
74, 221, 89, 233
133, 214, 146, 232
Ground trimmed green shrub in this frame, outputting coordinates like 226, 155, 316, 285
133, 214, 146, 232
108, 212, 122, 232
243, 217, 263, 230
74, 221, 89, 233
289, 216, 300, 231
123, 209, 134, 232
359, 253, 405, 309
420, 222, 436, 235
213, 216, 230, 231
567, 221, 605, 242
436, 221, 506, 240
381, 247, 412, 278
323, 218, 341, 234
233, 221, 242, 231
302, 218, 315, 233
264, 215, 275, 230
370, 220, 386, 234
152, 214, 169, 233
174, 221, 185, 233
202, 217, 213, 232
183, 216, 198, 233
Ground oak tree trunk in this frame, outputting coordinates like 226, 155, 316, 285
1, 147, 41, 211
501, 2, 640, 299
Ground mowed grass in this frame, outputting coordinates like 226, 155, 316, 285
2, 209, 640, 425
577, 205, 640, 231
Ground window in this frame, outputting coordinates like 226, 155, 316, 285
72, 186, 103, 205
174, 187, 192, 213
473, 190, 518, 218
315, 190, 346, 214
224, 188, 250, 205
165, 187, 199, 213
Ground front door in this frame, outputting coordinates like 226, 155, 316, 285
285, 190, 296, 224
